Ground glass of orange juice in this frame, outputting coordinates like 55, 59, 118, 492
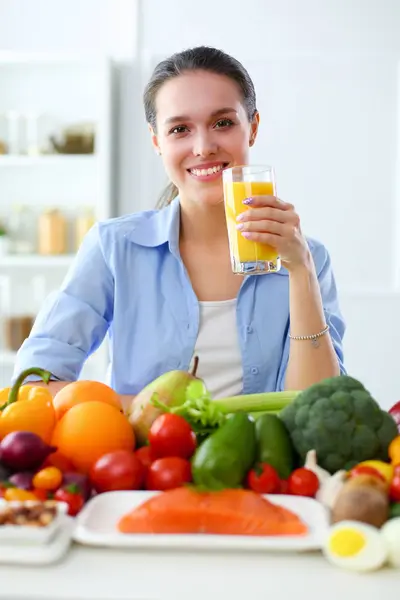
223, 165, 281, 275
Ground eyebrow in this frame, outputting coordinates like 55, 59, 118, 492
163, 107, 237, 126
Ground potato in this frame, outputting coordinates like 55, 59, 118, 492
332, 479, 389, 528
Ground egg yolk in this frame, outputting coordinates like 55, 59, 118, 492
329, 528, 366, 557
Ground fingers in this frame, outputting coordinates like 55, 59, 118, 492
237, 206, 291, 224
241, 231, 282, 246
237, 219, 287, 236
243, 195, 294, 211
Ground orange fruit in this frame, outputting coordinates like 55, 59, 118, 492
52, 380, 121, 420
51, 401, 135, 474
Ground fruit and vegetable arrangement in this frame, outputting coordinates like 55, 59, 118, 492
0, 362, 400, 573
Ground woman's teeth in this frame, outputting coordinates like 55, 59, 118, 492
190, 164, 224, 177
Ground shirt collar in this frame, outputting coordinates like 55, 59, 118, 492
125, 196, 288, 275
125, 197, 180, 255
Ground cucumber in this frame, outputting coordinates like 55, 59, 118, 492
255, 414, 295, 480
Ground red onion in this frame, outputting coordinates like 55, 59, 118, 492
8, 471, 34, 490
62, 472, 92, 501
0, 431, 56, 472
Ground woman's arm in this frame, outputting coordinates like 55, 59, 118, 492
284, 255, 341, 390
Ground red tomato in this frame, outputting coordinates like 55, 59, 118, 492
54, 485, 84, 516
146, 457, 192, 491
349, 465, 386, 483
90, 450, 145, 493
389, 466, 400, 502
148, 414, 197, 459
246, 463, 281, 494
279, 479, 289, 494
135, 446, 155, 471
287, 468, 319, 497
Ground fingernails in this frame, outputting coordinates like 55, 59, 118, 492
236, 223, 245, 231
241, 232, 252, 239
243, 198, 253, 205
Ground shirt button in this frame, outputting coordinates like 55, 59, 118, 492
246, 325, 253, 333
251, 367, 259, 375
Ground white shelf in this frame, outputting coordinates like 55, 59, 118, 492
0, 155, 97, 167
0, 254, 76, 268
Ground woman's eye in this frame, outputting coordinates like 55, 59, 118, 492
169, 125, 188, 135
214, 118, 234, 128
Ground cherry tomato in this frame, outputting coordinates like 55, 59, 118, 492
54, 485, 84, 516
33, 467, 63, 491
146, 457, 192, 491
348, 465, 386, 483
135, 446, 156, 471
279, 479, 289, 494
287, 468, 319, 497
90, 450, 145, 493
389, 466, 400, 502
246, 463, 281, 494
33, 488, 51, 501
148, 414, 197, 459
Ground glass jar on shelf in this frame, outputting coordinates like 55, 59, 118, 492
38, 208, 68, 255
7, 205, 36, 254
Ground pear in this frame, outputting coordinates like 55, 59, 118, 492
127, 357, 206, 446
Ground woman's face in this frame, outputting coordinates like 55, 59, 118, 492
151, 70, 259, 206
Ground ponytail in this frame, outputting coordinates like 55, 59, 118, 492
156, 181, 179, 209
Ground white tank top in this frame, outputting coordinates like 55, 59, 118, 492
191, 298, 243, 399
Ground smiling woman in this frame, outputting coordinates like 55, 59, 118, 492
12, 45, 346, 406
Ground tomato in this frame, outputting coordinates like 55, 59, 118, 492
54, 485, 84, 516
349, 465, 386, 483
33, 488, 51, 501
148, 414, 197, 459
146, 457, 192, 491
32, 467, 63, 491
135, 446, 156, 471
279, 479, 289, 494
41, 451, 74, 473
89, 450, 145, 493
287, 468, 319, 497
389, 466, 400, 502
246, 463, 281, 494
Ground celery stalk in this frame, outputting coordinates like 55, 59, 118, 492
212, 391, 299, 414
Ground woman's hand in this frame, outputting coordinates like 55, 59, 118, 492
236, 195, 311, 271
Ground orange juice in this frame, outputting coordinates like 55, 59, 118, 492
224, 180, 280, 274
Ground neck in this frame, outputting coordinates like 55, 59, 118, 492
179, 197, 229, 245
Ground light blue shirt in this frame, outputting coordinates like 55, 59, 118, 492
13, 198, 346, 393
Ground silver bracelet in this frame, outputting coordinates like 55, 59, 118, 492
289, 324, 329, 348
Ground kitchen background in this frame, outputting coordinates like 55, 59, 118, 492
0, 0, 399, 408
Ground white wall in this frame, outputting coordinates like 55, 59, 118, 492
1, 0, 400, 408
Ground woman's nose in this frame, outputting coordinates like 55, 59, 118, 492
192, 132, 218, 157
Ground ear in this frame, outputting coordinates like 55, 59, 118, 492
148, 123, 161, 155
249, 111, 260, 147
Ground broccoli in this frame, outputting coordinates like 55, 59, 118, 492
279, 375, 398, 474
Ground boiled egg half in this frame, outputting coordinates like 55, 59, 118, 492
323, 520, 388, 572
381, 517, 400, 568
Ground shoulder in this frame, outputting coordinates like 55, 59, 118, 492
305, 236, 333, 276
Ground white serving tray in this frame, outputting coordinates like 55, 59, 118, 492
73, 491, 330, 553
0, 516, 74, 565
0, 499, 68, 545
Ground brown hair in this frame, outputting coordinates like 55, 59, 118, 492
143, 46, 257, 209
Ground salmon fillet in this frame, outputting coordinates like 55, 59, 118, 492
117, 488, 308, 536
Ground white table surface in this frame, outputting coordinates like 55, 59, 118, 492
0, 543, 397, 600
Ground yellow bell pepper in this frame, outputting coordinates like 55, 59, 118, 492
356, 460, 394, 484
0, 367, 56, 444
389, 436, 400, 466
4, 488, 39, 502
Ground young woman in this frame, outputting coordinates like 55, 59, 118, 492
13, 46, 345, 410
